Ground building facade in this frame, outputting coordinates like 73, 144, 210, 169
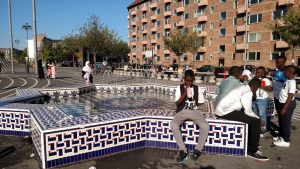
127, 0, 300, 68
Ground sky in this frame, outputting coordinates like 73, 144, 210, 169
0, 0, 133, 49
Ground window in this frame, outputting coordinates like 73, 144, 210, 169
232, 36, 236, 44
248, 33, 261, 42
180, 55, 188, 61
156, 33, 161, 39
208, 53, 213, 61
195, 7, 204, 17
142, 45, 147, 51
165, 3, 170, 11
194, 53, 204, 61
183, 27, 189, 33
233, 18, 237, 26
249, 0, 263, 5
155, 56, 160, 61
209, 22, 213, 30
219, 11, 226, 20
271, 32, 281, 41
232, 53, 236, 60
173, 9, 177, 16
164, 17, 170, 24
156, 21, 160, 27
164, 55, 170, 61
219, 45, 225, 53
173, 23, 177, 29
164, 30, 170, 36
249, 13, 262, 24
155, 8, 161, 15
233, 0, 238, 9
142, 35, 147, 41
270, 51, 284, 60
248, 52, 260, 60
195, 23, 204, 32
219, 28, 226, 36
183, 13, 189, 20
220, 0, 226, 3
210, 5, 214, 14
273, 8, 288, 20
142, 24, 146, 30
183, 0, 189, 6
209, 38, 212, 45
142, 12, 147, 19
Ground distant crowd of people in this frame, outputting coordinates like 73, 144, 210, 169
37, 59, 56, 80
172, 55, 297, 163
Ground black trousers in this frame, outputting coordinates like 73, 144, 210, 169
218, 111, 260, 153
277, 100, 296, 142
274, 98, 282, 130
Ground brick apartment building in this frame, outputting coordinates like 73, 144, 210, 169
127, 0, 300, 69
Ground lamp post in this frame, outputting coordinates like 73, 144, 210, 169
8, 0, 14, 73
32, 0, 38, 74
22, 22, 32, 54
15, 39, 20, 50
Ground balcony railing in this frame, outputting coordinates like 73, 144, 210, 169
275, 41, 289, 48
176, 6, 185, 13
164, 24, 172, 30
131, 10, 137, 16
151, 39, 157, 44
177, 21, 184, 27
142, 30, 148, 34
198, 0, 208, 7
164, 50, 171, 54
197, 31, 207, 37
142, 41, 148, 45
278, 0, 294, 6
164, 11, 172, 17
236, 43, 247, 50
198, 47, 206, 53
131, 21, 137, 26
141, 18, 148, 23
164, 0, 172, 3
150, 15, 157, 21
141, 6, 147, 12
237, 6, 250, 14
151, 27, 158, 32
150, 3, 158, 9
236, 25, 248, 32
197, 15, 208, 22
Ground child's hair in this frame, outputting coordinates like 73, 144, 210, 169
248, 76, 261, 89
229, 66, 241, 76
275, 55, 287, 61
285, 65, 297, 75
256, 66, 266, 73
184, 69, 195, 78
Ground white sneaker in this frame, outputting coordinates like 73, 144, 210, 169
273, 139, 290, 147
273, 136, 281, 142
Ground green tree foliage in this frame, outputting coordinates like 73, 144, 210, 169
163, 30, 204, 62
63, 34, 81, 66
270, 6, 300, 63
41, 43, 66, 62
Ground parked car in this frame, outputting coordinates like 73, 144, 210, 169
196, 65, 214, 72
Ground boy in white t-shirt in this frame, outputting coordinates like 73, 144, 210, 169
273, 65, 297, 147
252, 67, 272, 136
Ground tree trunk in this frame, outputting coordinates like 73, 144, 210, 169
93, 53, 96, 64
291, 46, 295, 64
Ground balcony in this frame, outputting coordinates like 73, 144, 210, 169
131, 52, 136, 56
141, 6, 147, 12
197, 31, 207, 37
131, 10, 137, 16
131, 42, 137, 46
127, 15, 130, 20
176, 7, 185, 13
131, 32, 137, 36
236, 25, 248, 32
142, 41, 148, 45
237, 6, 250, 14
164, 50, 171, 55
198, 0, 208, 6
151, 27, 158, 32
197, 15, 208, 22
164, 24, 172, 30
142, 30, 148, 34
236, 43, 247, 50
150, 15, 157, 21
177, 20, 184, 27
151, 39, 157, 44
127, 24, 130, 29
164, 11, 172, 17
278, 0, 294, 6
164, 0, 172, 3
131, 21, 137, 26
198, 47, 206, 53
141, 18, 148, 23
150, 3, 158, 9
276, 41, 289, 48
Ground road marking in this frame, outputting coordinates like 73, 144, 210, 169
19, 77, 27, 87
0, 88, 16, 95
3, 77, 14, 89
2, 93, 15, 98
43, 79, 51, 89
28, 77, 38, 88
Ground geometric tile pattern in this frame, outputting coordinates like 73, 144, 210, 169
0, 110, 30, 133
44, 117, 247, 168
31, 118, 42, 159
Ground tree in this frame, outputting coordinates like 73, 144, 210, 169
269, 6, 300, 63
163, 30, 204, 64
63, 34, 81, 66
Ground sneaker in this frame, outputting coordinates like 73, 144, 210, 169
248, 151, 269, 161
176, 151, 189, 163
273, 139, 290, 147
190, 149, 202, 161
273, 136, 282, 142
260, 129, 268, 138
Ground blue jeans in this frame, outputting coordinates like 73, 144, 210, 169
252, 99, 269, 129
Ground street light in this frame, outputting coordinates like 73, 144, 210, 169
14, 39, 20, 50
8, 0, 14, 73
22, 22, 32, 52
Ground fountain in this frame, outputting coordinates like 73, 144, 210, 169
0, 73, 253, 168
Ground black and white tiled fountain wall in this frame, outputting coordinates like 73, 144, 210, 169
0, 84, 250, 169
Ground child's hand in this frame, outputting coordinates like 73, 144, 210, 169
280, 108, 286, 115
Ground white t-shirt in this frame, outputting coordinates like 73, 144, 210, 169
279, 79, 296, 103
256, 78, 272, 99
175, 85, 205, 104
